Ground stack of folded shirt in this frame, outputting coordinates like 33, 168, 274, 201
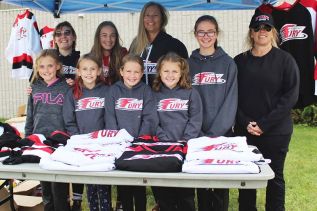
39, 129, 133, 171
115, 136, 186, 172
182, 136, 264, 174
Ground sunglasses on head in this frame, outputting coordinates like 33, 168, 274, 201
253, 25, 272, 32
55, 30, 72, 37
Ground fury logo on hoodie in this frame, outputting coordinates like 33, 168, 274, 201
76, 97, 105, 111
158, 98, 188, 111
192, 72, 226, 85
116, 98, 143, 111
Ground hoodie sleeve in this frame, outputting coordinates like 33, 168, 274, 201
104, 87, 119, 130
24, 95, 34, 136
62, 89, 79, 135
183, 89, 203, 140
139, 87, 158, 136
209, 60, 238, 136
256, 54, 299, 133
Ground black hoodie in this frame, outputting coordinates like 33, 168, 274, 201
140, 31, 188, 85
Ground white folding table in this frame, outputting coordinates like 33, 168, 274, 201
0, 163, 274, 189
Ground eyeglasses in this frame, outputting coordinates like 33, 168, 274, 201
55, 30, 72, 37
252, 25, 272, 32
196, 31, 217, 37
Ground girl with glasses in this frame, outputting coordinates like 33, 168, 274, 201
188, 15, 238, 211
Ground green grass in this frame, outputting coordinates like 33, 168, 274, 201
0, 118, 7, 122
80, 125, 317, 211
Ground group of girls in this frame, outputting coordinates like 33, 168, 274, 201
25, 12, 233, 211
25, 2, 298, 211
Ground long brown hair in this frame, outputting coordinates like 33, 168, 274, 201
31, 49, 62, 84
90, 21, 126, 85
153, 52, 191, 91
129, 1, 169, 55
73, 53, 104, 99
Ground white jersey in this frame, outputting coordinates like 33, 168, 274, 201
5, 10, 42, 79
40, 26, 54, 49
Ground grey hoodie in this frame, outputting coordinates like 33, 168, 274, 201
25, 78, 69, 137
104, 80, 157, 137
154, 85, 202, 141
188, 47, 238, 136
63, 83, 108, 135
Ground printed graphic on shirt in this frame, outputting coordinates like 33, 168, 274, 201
280, 24, 308, 44
102, 65, 109, 77
193, 142, 239, 152
200, 159, 241, 165
89, 130, 119, 139
17, 26, 27, 40
157, 98, 188, 111
115, 98, 143, 111
76, 97, 105, 111
124, 153, 183, 161
63, 65, 77, 76
192, 72, 226, 85
33, 93, 64, 105
73, 148, 112, 159
144, 62, 157, 74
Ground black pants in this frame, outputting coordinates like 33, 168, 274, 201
197, 188, 229, 211
152, 187, 195, 211
41, 181, 70, 211
117, 186, 146, 211
239, 134, 291, 211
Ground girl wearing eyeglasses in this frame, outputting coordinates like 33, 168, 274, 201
188, 15, 238, 211
234, 11, 299, 211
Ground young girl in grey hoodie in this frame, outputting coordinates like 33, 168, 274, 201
151, 52, 202, 211
188, 15, 238, 211
105, 54, 157, 211
25, 49, 70, 211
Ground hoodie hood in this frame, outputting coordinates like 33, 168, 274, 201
190, 47, 227, 61
115, 80, 144, 91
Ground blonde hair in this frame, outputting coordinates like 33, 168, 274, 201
245, 27, 279, 51
129, 2, 169, 55
120, 54, 144, 79
31, 49, 62, 83
152, 52, 191, 91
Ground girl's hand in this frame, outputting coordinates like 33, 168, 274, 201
247, 122, 263, 136
66, 78, 75, 86
26, 87, 32, 95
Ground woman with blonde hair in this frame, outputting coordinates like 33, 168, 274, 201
129, 1, 188, 86
234, 11, 299, 211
